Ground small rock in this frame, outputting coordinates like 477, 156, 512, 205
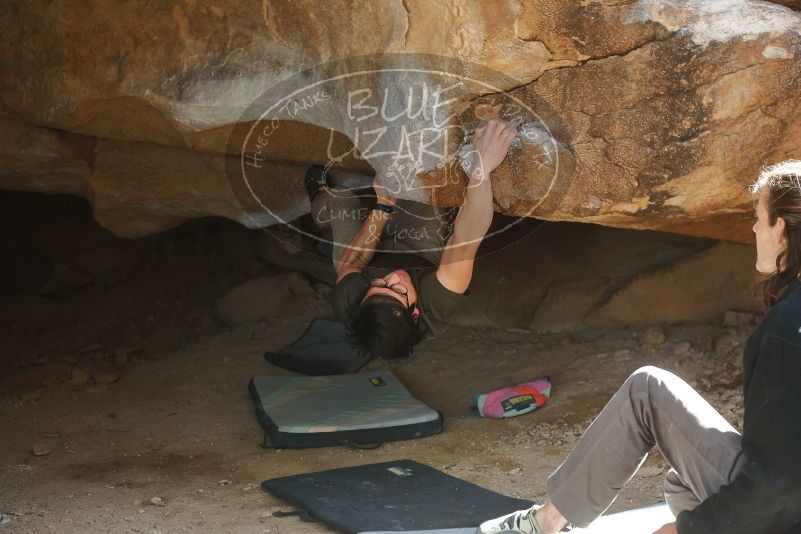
0, 513, 12, 525
32, 443, 51, 456
218, 479, 231, 486
79, 343, 105, 354
506, 467, 522, 476
505, 327, 532, 335
93, 368, 121, 385
313, 283, 332, 297
215, 274, 311, 325
149, 496, 167, 507
68, 368, 91, 386
695, 333, 714, 353
113, 350, 129, 369
636, 465, 665, 478
288, 272, 315, 296
640, 327, 666, 346
722, 310, 759, 327
674, 342, 692, 355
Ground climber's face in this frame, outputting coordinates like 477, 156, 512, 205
362, 270, 420, 322
753, 192, 786, 274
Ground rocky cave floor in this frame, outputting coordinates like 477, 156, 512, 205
0, 197, 753, 534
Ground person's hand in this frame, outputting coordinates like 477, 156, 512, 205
652, 522, 678, 534
473, 119, 517, 178
373, 174, 397, 206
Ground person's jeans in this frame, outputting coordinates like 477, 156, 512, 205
546, 366, 745, 527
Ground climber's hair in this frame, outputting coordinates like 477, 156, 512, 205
350, 294, 421, 360
751, 160, 801, 308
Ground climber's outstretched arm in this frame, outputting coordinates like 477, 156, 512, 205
436, 120, 516, 294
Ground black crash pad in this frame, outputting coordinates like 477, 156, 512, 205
262, 459, 534, 533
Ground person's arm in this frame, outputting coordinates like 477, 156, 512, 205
675, 335, 801, 534
436, 120, 517, 293
335, 174, 396, 282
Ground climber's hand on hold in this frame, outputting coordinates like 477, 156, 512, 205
473, 119, 516, 179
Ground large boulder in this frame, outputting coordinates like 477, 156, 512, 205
214, 273, 314, 326
0, 1, 799, 241
451, 222, 761, 331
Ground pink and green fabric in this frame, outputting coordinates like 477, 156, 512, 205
475, 378, 552, 419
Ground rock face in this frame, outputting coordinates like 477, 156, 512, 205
452, 222, 761, 331
1, 1, 800, 240
214, 273, 314, 326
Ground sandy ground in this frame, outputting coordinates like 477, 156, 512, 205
0, 310, 750, 533
0, 202, 751, 533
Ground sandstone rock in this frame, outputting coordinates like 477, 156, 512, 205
113, 349, 129, 369
32, 443, 51, 456
148, 496, 167, 508
587, 242, 760, 327
674, 342, 692, 355
256, 232, 336, 285
68, 368, 91, 387
640, 327, 667, 346
215, 273, 313, 326
92, 367, 121, 385
0, 117, 91, 198
452, 222, 710, 329
530, 277, 611, 333
0, 1, 799, 240
722, 310, 760, 327
87, 141, 308, 237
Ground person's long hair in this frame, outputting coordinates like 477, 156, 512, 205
751, 160, 801, 308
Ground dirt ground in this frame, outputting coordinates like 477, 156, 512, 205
0, 196, 752, 534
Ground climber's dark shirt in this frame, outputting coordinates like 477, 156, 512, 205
329, 252, 470, 341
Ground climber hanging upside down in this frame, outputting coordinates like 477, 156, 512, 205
306, 119, 518, 361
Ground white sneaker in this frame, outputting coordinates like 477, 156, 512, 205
476, 504, 543, 534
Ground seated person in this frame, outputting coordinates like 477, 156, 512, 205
308, 120, 518, 359
477, 160, 801, 534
